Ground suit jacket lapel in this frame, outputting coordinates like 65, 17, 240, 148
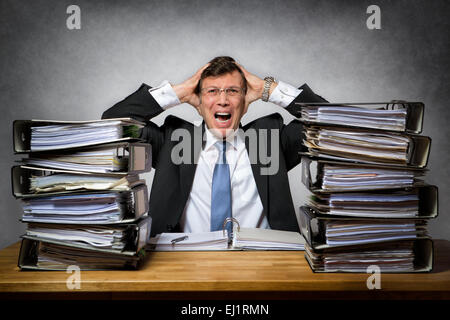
244, 128, 269, 215
179, 121, 204, 203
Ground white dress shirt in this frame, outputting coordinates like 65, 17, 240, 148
149, 80, 302, 232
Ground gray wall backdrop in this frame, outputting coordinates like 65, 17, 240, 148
1, 0, 449, 249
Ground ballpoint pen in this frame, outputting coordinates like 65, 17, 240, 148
171, 235, 189, 244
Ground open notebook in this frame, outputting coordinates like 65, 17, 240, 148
147, 228, 305, 251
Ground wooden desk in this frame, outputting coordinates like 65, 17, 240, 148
0, 240, 449, 300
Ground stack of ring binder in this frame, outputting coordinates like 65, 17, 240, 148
296, 102, 437, 273
11, 118, 153, 270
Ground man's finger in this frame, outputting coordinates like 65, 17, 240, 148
196, 63, 210, 75
236, 62, 248, 75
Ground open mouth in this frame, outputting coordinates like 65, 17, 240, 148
214, 112, 232, 123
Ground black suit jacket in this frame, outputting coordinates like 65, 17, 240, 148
102, 83, 326, 236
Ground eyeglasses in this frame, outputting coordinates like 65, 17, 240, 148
201, 87, 244, 97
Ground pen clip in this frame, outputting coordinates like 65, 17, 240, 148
171, 235, 188, 245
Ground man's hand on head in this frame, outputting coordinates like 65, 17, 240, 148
237, 64, 277, 113
173, 63, 209, 110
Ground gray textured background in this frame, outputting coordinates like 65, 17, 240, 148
1, 0, 449, 249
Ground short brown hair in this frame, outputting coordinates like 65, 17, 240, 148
195, 56, 247, 95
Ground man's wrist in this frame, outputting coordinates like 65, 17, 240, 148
149, 80, 181, 109
268, 80, 302, 108
172, 83, 189, 103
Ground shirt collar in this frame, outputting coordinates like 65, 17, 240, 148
203, 123, 240, 151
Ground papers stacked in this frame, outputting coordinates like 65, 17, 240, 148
26, 223, 130, 251
13, 118, 153, 270
301, 105, 407, 131
24, 149, 129, 173
33, 241, 142, 270
25, 217, 151, 253
298, 102, 437, 273
309, 190, 420, 218
305, 241, 416, 273
319, 163, 423, 191
21, 191, 141, 224
304, 126, 430, 167
301, 158, 426, 193
23, 119, 143, 151
298, 102, 424, 133
29, 173, 142, 193
324, 220, 427, 246
19, 142, 151, 174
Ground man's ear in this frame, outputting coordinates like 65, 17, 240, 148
196, 104, 203, 117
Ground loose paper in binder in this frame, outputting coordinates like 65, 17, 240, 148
305, 185, 438, 219
13, 118, 145, 153
302, 125, 431, 168
22, 216, 152, 255
299, 206, 432, 250
19, 184, 148, 224
301, 157, 426, 192
18, 238, 146, 270
304, 238, 433, 273
19, 141, 151, 174
11, 165, 146, 198
296, 102, 424, 133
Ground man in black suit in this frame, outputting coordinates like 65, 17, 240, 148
102, 56, 326, 236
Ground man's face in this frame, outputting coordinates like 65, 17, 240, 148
197, 70, 245, 138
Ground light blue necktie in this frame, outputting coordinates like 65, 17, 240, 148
210, 141, 232, 235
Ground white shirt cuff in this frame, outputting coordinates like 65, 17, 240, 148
268, 81, 302, 108
148, 80, 181, 110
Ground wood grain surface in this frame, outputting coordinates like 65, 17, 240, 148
0, 240, 449, 299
